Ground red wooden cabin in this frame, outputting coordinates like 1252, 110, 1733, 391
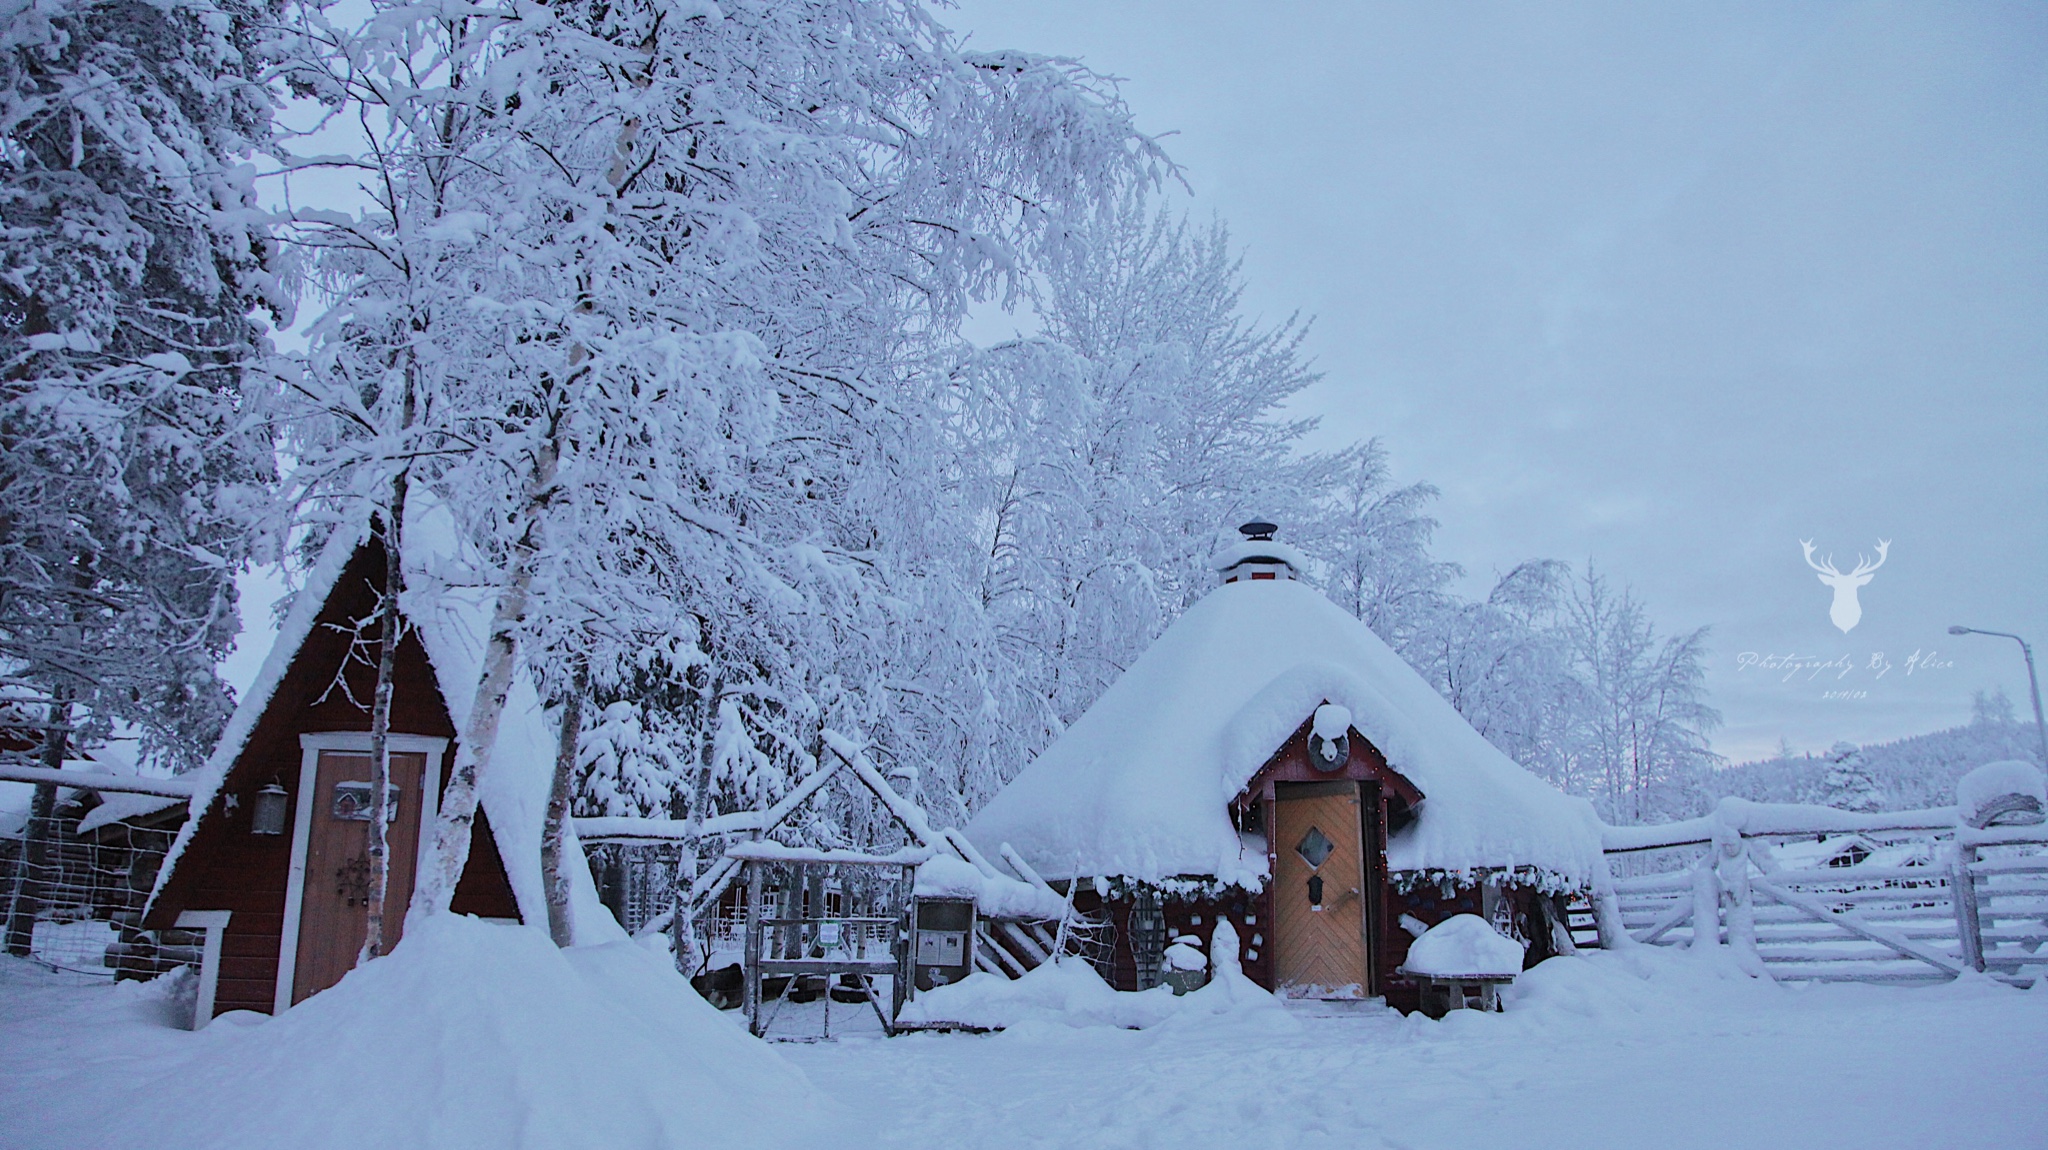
145, 513, 622, 1022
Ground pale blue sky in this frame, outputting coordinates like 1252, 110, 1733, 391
219, 4, 2048, 766
944, 0, 2048, 760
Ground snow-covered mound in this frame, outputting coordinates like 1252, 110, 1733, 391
966, 578, 1603, 887
1399, 914, 1526, 979
1956, 760, 2046, 828
901, 922, 1293, 1035
123, 916, 822, 1149
899, 958, 1182, 1030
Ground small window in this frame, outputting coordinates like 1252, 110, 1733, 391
1296, 826, 1335, 869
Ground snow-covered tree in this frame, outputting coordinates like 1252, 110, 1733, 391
916, 200, 1345, 812
1558, 566, 1720, 823
0, 0, 282, 768
275, 0, 1162, 923
1403, 561, 1583, 792
1817, 740, 1885, 813
1315, 441, 1460, 654
1, 0, 281, 948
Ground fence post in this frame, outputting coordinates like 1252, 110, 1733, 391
1590, 854, 1633, 949
174, 910, 231, 1029
1950, 840, 1984, 973
743, 860, 764, 1037
1690, 856, 1721, 951
1715, 822, 1766, 975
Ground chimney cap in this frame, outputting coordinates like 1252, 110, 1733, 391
1238, 520, 1279, 541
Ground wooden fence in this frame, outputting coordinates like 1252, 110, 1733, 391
1592, 800, 2048, 987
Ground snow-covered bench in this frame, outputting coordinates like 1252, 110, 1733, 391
1398, 914, 1525, 1017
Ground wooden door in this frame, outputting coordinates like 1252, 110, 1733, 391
293, 750, 427, 1004
1273, 781, 1370, 996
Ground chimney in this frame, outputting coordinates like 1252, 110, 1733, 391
1213, 520, 1303, 585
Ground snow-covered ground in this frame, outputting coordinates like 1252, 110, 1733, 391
3, 942, 2044, 1150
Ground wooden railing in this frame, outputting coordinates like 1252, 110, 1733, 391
1591, 800, 2048, 987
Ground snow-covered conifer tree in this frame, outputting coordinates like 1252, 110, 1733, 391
1, 0, 281, 950
1818, 740, 1886, 813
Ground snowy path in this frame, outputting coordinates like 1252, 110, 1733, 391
781, 955, 2048, 1150
3, 949, 2044, 1150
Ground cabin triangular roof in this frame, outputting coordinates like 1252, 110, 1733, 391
148, 500, 624, 944
964, 578, 1604, 889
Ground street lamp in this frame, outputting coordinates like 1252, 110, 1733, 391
1949, 625, 2048, 769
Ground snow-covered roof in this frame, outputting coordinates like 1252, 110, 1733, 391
149, 499, 623, 945
1209, 538, 1309, 574
1770, 834, 1877, 871
76, 790, 182, 835
965, 578, 1604, 888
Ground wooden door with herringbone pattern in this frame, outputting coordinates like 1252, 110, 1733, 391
1273, 784, 1368, 995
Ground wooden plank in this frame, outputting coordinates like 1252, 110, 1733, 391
1771, 865, 1952, 886
1632, 890, 1696, 946
1757, 949, 1959, 964
1753, 927, 1959, 944
1611, 876, 1696, 894
1749, 874, 1964, 976
1970, 857, 2048, 876
757, 959, 898, 974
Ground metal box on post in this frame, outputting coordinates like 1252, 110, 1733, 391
911, 897, 975, 990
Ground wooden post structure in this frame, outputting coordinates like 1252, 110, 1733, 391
1715, 821, 1765, 975
892, 863, 914, 1022
1690, 857, 1721, 951
1951, 841, 1984, 973
743, 860, 765, 1037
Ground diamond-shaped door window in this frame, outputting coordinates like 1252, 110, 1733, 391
1296, 826, 1335, 870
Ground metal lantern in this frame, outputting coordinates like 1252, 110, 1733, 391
250, 782, 290, 836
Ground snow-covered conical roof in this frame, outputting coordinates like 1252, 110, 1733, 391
965, 578, 1604, 889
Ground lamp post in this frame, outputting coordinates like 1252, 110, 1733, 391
1949, 625, 2048, 769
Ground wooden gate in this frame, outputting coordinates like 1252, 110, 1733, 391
292, 750, 427, 1004
1273, 781, 1370, 995
1606, 814, 2048, 987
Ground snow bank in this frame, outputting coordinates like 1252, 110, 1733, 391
899, 959, 1181, 1030
1399, 914, 1525, 978
121, 915, 823, 1150
900, 921, 1294, 1036
966, 579, 1603, 888
914, 855, 1068, 920
1956, 760, 2046, 828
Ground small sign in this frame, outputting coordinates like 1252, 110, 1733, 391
916, 929, 965, 967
